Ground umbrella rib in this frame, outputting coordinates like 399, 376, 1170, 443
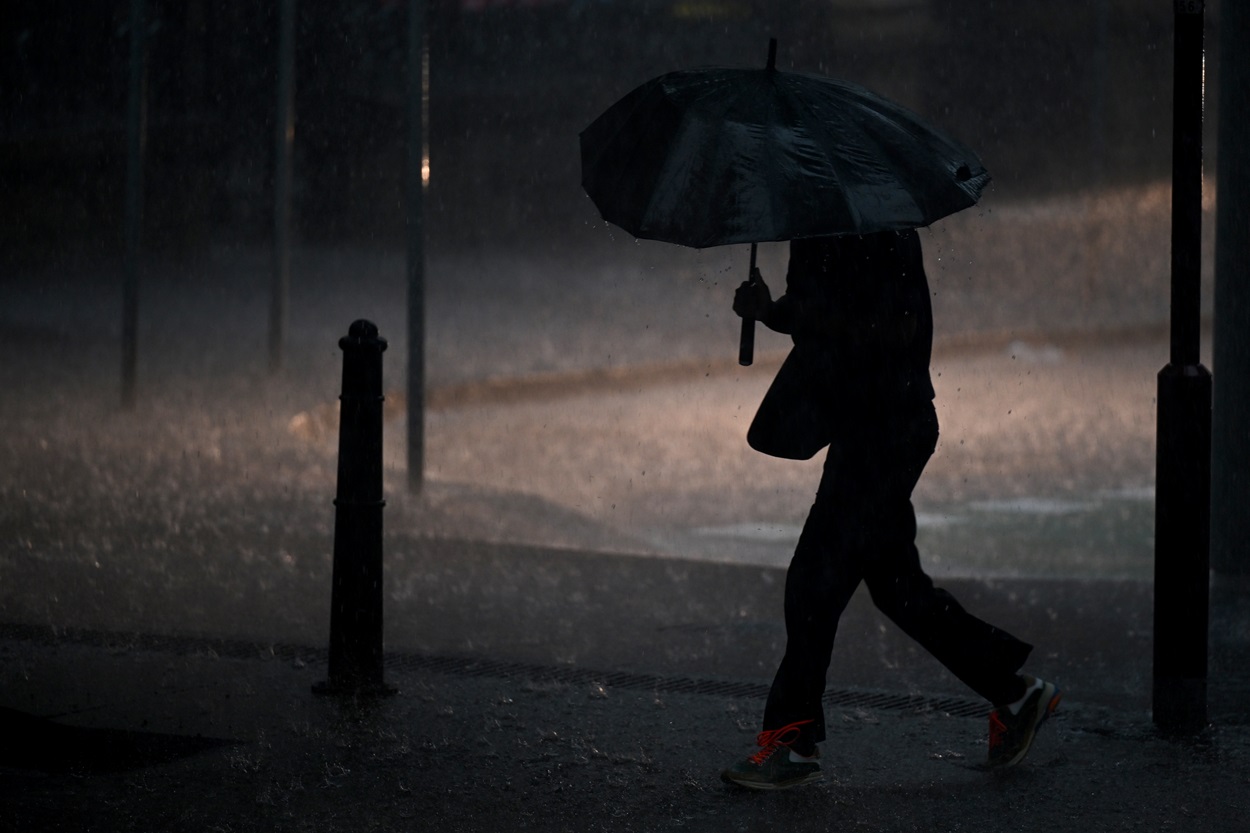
835, 78, 987, 222
698, 76, 765, 245
759, 75, 786, 243
859, 104, 945, 218
778, 75, 867, 234
786, 74, 969, 231
580, 84, 660, 231
643, 71, 769, 247
861, 103, 978, 223
638, 114, 705, 243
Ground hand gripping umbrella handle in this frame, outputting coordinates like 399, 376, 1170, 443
738, 243, 758, 367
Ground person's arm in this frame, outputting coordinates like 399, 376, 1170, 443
733, 268, 795, 335
764, 293, 796, 334
734, 266, 920, 349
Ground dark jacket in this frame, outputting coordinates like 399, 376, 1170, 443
748, 229, 936, 460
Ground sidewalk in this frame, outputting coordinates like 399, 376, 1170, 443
2, 542, 1249, 832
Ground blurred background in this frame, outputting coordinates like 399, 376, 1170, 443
0, 1, 1229, 640
1, 0, 1217, 253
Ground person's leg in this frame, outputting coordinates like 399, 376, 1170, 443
865, 538, 1032, 705
724, 436, 868, 789
859, 404, 1032, 705
760, 441, 867, 754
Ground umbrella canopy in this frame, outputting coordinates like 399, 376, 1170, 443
580, 58, 991, 249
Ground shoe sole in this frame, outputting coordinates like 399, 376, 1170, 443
720, 770, 824, 791
998, 685, 1062, 769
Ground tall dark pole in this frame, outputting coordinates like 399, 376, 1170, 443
315, 320, 394, 696
1153, 0, 1211, 735
271, 0, 296, 373
121, 0, 147, 410
406, 0, 427, 494
1211, 0, 1250, 579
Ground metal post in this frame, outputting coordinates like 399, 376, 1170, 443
1211, 0, 1250, 578
1153, 0, 1211, 734
121, 0, 147, 410
406, 0, 427, 493
271, 0, 296, 373
315, 320, 395, 696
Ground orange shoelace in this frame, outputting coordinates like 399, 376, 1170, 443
749, 719, 815, 765
987, 710, 1008, 750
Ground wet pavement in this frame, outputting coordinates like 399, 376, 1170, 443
2, 554, 1248, 832
2, 181, 1248, 830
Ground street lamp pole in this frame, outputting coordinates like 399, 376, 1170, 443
406, 0, 427, 494
1153, 0, 1211, 735
121, 0, 147, 409
271, 0, 296, 373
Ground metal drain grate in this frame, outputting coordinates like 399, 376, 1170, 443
0, 623, 320, 665
384, 653, 987, 719
1, 623, 988, 720
385, 652, 772, 702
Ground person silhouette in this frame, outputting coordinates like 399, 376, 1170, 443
721, 230, 1060, 790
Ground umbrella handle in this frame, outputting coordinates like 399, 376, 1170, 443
738, 243, 758, 367
739, 318, 755, 366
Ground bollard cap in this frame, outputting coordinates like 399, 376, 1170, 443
340, 319, 388, 352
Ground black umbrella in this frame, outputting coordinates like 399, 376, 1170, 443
580, 39, 990, 364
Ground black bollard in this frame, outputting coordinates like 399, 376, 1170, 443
314, 320, 396, 696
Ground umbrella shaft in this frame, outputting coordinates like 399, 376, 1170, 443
740, 243, 758, 366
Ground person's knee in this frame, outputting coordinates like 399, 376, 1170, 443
865, 567, 939, 621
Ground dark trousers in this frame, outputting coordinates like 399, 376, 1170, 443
762, 402, 1032, 749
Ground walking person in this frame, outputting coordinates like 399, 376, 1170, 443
721, 230, 1060, 790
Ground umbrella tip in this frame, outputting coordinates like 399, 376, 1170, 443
766, 38, 777, 71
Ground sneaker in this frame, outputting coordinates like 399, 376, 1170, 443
721, 720, 823, 790
986, 676, 1061, 769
